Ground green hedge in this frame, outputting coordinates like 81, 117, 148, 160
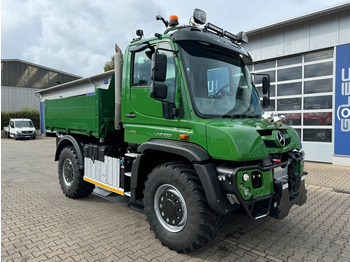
1, 108, 40, 129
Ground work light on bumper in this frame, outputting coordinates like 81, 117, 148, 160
244, 188, 250, 197
242, 173, 250, 182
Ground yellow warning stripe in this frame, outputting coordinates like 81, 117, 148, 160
84, 177, 124, 195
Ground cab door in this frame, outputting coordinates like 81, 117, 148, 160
9, 121, 15, 136
123, 42, 179, 144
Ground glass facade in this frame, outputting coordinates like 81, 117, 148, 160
252, 48, 334, 144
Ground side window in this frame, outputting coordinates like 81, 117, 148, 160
158, 42, 177, 119
132, 49, 152, 86
158, 42, 176, 104
10, 121, 14, 128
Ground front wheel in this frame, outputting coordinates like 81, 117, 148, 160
144, 162, 222, 253
58, 146, 94, 198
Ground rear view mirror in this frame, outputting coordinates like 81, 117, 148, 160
262, 76, 270, 95
151, 53, 167, 82
150, 83, 168, 100
262, 96, 270, 108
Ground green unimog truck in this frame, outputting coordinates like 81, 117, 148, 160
39, 9, 307, 252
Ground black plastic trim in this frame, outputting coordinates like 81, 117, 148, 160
138, 139, 211, 162
194, 163, 238, 214
171, 27, 251, 59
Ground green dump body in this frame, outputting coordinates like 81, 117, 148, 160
45, 75, 116, 139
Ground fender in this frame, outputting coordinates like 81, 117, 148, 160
134, 139, 237, 214
138, 139, 211, 162
55, 135, 85, 169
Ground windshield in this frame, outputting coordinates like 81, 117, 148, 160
15, 121, 33, 128
179, 41, 262, 118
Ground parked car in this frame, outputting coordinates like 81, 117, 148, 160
3, 119, 36, 140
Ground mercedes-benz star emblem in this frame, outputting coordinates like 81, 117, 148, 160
277, 131, 286, 146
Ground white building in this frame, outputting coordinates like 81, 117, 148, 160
243, 3, 350, 166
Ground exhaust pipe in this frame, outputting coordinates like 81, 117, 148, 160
114, 44, 123, 130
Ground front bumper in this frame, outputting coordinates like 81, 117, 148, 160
217, 151, 307, 219
16, 132, 36, 139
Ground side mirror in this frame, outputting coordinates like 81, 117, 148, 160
262, 96, 270, 108
151, 53, 167, 82
150, 83, 168, 100
262, 76, 270, 95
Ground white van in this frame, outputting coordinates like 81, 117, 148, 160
3, 119, 36, 140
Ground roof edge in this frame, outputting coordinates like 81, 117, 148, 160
36, 70, 114, 95
246, 2, 350, 35
1, 59, 82, 79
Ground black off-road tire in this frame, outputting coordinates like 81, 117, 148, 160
144, 162, 223, 253
58, 146, 94, 198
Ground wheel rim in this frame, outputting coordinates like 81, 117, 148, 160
154, 184, 187, 233
62, 158, 74, 187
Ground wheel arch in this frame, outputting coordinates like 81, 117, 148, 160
131, 148, 191, 202
55, 135, 85, 170
132, 139, 236, 215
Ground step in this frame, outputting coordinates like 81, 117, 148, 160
124, 153, 140, 158
124, 191, 131, 197
125, 172, 131, 177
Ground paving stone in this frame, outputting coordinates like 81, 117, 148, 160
2, 138, 350, 261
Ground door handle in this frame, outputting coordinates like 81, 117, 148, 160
125, 113, 136, 118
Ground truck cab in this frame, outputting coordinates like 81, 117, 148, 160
39, 9, 307, 253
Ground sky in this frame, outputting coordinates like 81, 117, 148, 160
1, 0, 349, 77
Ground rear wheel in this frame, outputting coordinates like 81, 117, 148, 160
58, 146, 94, 198
144, 162, 222, 253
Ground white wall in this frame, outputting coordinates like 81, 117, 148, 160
244, 9, 350, 62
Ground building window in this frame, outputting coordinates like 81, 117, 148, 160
277, 66, 302, 81
277, 82, 302, 96
304, 79, 333, 94
251, 47, 333, 143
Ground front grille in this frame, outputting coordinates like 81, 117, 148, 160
21, 131, 33, 134
260, 129, 291, 147
257, 130, 273, 136
264, 140, 277, 148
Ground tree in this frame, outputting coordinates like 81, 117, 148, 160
104, 55, 115, 71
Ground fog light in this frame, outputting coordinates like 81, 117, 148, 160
243, 173, 250, 182
244, 188, 250, 196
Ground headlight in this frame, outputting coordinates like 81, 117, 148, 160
242, 173, 250, 182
